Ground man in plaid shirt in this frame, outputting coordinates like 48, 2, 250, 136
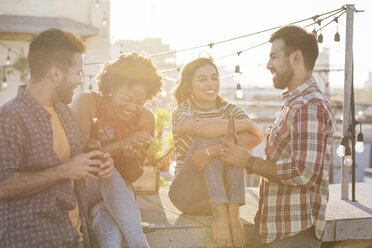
221, 25, 336, 248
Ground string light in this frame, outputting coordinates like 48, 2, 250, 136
334, 17, 340, 42
149, 7, 345, 57
344, 144, 352, 167
6, 49, 10, 65
234, 52, 241, 83
1, 70, 7, 90
318, 31, 323, 43
235, 83, 244, 100
312, 24, 317, 37
84, 7, 346, 68
355, 122, 364, 153
95, 0, 99, 8
336, 135, 347, 157
102, 17, 107, 25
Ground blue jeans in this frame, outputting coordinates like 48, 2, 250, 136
169, 138, 245, 215
86, 168, 148, 248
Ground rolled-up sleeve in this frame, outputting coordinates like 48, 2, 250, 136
277, 103, 330, 187
0, 113, 24, 181
171, 107, 193, 133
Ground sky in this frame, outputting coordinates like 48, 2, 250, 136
110, 0, 372, 89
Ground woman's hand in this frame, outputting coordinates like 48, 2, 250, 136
123, 144, 147, 163
130, 131, 153, 150
192, 148, 211, 171
220, 139, 250, 168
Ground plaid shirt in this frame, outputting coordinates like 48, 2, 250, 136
0, 86, 91, 248
255, 77, 336, 244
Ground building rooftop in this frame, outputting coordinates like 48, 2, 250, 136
0, 15, 98, 37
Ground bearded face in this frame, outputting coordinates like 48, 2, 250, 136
54, 53, 83, 104
267, 39, 294, 90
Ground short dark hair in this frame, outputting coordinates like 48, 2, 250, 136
96, 52, 163, 101
173, 57, 225, 106
28, 28, 86, 80
269, 25, 318, 71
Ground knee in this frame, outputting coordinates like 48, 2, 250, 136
168, 185, 186, 212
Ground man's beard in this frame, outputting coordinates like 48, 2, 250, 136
272, 63, 294, 90
55, 79, 74, 104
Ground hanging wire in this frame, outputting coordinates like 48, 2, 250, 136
150, 6, 345, 57
0, 41, 24, 58
316, 10, 346, 32
84, 6, 346, 67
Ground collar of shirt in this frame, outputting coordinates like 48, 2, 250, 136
281, 76, 316, 107
17, 85, 65, 122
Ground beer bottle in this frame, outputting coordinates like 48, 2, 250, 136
225, 114, 238, 145
85, 117, 102, 174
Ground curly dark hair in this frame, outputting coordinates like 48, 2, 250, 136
96, 52, 163, 101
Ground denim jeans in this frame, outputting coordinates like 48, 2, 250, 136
86, 168, 148, 248
169, 138, 245, 215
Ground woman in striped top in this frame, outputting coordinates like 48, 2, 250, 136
169, 57, 264, 247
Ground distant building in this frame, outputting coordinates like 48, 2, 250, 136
0, 0, 111, 106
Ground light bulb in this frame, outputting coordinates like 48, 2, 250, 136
344, 155, 352, 167
95, 0, 99, 7
6, 55, 10, 65
235, 83, 244, 99
102, 18, 106, 25
334, 32, 340, 42
355, 132, 364, 153
355, 142, 364, 153
336, 136, 347, 157
318, 33, 323, 43
343, 145, 352, 167
336, 145, 345, 157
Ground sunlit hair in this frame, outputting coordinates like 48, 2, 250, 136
269, 25, 319, 71
96, 52, 163, 101
28, 28, 86, 81
173, 57, 225, 106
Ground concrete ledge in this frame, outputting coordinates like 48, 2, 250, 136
137, 183, 372, 247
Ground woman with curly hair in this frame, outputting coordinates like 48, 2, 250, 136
72, 52, 163, 248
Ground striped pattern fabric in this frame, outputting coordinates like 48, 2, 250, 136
172, 100, 249, 174
256, 77, 336, 244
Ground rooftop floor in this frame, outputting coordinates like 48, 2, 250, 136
136, 183, 372, 248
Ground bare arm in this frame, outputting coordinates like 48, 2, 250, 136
180, 117, 261, 138
250, 157, 282, 183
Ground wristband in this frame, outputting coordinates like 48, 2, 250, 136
246, 156, 257, 174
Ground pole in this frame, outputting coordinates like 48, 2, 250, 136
351, 73, 356, 201
341, 4, 355, 200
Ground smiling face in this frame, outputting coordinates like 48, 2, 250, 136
266, 39, 294, 90
108, 83, 147, 122
190, 64, 220, 107
54, 53, 84, 104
